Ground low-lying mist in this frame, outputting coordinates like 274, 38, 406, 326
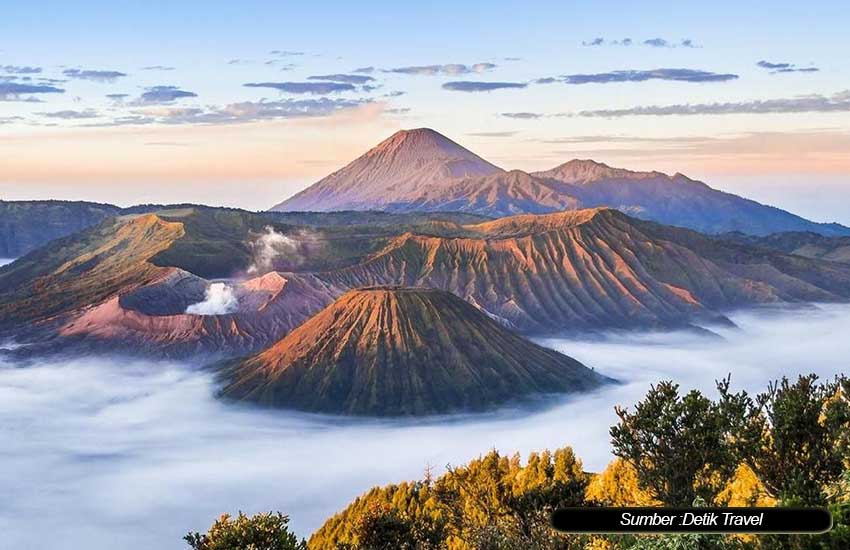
2, 304, 849, 549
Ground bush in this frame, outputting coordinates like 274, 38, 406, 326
184, 511, 306, 550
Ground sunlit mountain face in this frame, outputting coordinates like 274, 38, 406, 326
2, 2, 850, 548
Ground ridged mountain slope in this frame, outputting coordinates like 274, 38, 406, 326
220, 287, 608, 415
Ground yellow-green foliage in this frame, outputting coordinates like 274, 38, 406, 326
308, 446, 588, 550
585, 458, 660, 506
716, 464, 777, 507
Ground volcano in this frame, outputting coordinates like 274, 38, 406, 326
269, 129, 850, 236
219, 286, 608, 415
270, 128, 502, 212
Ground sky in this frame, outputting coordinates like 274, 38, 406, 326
1, 0, 849, 221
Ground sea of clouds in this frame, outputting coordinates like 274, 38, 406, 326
1, 304, 849, 549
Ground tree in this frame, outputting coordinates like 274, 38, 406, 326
184, 511, 306, 550
720, 374, 850, 505
585, 459, 660, 506
610, 381, 737, 505
351, 503, 422, 549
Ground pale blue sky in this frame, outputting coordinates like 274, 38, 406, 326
1, 0, 849, 221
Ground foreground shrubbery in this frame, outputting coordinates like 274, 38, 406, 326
188, 374, 850, 550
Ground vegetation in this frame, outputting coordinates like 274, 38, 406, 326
184, 511, 306, 550
190, 373, 850, 549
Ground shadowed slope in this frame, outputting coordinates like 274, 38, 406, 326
220, 287, 608, 415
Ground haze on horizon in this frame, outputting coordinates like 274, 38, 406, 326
1, 0, 849, 222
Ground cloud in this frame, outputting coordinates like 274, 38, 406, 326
1, 305, 847, 547
534, 77, 558, 84
466, 131, 518, 137
80, 115, 156, 127
1, 65, 42, 74
583, 37, 696, 48
561, 68, 738, 84
62, 69, 127, 82
384, 107, 411, 115
353, 66, 375, 74
643, 38, 669, 47
501, 112, 543, 119
243, 81, 356, 94
307, 74, 375, 84
0, 115, 24, 124
106, 93, 129, 101
583, 37, 606, 46
756, 60, 819, 74
442, 81, 526, 92
0, 82, 64, 101
141, 65, 176, 71
386, 63, 497, 76
136, 85, 198, 104
185, 283, 238, 315
110, 98, 371, 126
574, 90, 850, 117
269, 50, 304, 56
38, 109, 99, 119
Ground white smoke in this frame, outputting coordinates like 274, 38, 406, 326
185, 283, 238, 315
247, 226, 300, 275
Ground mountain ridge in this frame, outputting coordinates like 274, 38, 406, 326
5, 206, 850, 358
269, 129, 850, 237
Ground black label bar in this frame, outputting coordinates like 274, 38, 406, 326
551, 507, 832, 534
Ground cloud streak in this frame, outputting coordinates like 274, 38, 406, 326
62, 69, 127, 83
0, 82, 64, 101
386, 63, 497, 76
93, 98, 372, 127
244, 81, 356, 94
756, 60, 819, 74
1, 65, 42, 74
574, 90, 850, 117
501, 112, 543, 119
442, 81, 526, 92
38, 109, 100, 119
582, 38, 698, 48
561, 68, 738, 84
307, 74, 375, 84
136, 85, 198, 104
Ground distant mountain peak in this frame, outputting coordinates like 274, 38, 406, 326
270, 128, 502, 212
368, 127, 458, 155
534, 159, 665, 184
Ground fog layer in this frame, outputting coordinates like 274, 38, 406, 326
1, 304, 848, 549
